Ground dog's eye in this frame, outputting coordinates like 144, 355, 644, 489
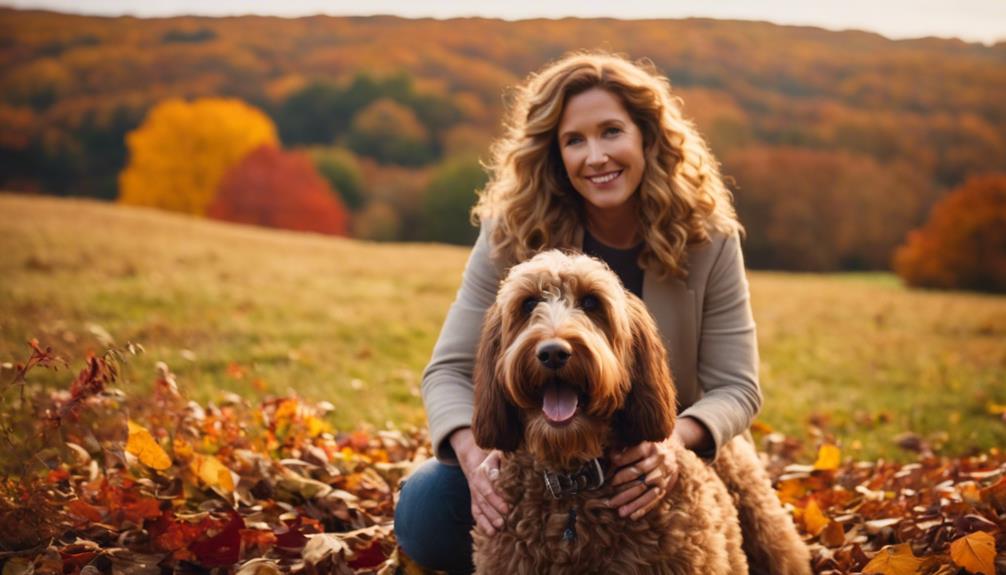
521, 297, 540, 315
580, 294, 600, 311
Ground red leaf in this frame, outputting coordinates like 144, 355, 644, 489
348, 540, 387, 569
190, 511, 245, 567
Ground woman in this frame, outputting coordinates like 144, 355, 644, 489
395, 51, 761, 573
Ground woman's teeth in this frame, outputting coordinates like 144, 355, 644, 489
587, 171, 621, 184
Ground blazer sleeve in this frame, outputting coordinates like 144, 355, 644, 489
422, 223, 503, 464
679, 232, 763, 459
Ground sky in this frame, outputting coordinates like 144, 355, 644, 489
5, 0, 1005, 45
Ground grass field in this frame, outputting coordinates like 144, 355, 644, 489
2, 193, 1004, 461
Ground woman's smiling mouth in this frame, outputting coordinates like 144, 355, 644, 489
585, 170, 623, 185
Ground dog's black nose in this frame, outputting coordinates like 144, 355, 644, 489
536, 342, 571, 369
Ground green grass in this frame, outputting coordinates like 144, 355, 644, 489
2, 194, 1005, 461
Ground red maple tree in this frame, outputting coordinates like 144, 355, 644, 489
208, 145, 349, 236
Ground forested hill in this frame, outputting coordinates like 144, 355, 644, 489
2, 9, 1004, 270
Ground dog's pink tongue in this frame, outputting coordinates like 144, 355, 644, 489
542, 381, 578, 423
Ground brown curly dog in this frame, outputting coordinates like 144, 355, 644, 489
471, 250, 810, 574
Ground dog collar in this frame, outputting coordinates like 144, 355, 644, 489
543, 458, 605, 499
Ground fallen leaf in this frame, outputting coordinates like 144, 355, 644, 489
949, 531, 995, 575
235, 558, 282, 575
862, 543, 923, 574
813, 444, 841, 471
803, 498, 830, 535
126, 420, 171, 470
190, 454, 235, 493
191, 511, 244, 567
819, 519, 845, 547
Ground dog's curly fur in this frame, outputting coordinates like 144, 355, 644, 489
471, 250, 810, 574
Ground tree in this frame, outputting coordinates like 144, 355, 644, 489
307, 146, 365, 211
893, 173, 1006, 293
725, 146, 930, 271
344, 98, 433, 166
207, 145, 349, 236
118, 98, 278, 215
419, 155, 487, 245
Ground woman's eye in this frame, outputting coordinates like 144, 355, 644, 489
603, 127, 622, 137
580, 294, 599, 311
564, 135, 583, 146
521, 297, 539, 314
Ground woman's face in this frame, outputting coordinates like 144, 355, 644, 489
557, 87, 646, 215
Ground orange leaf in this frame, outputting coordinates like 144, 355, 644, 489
862, 543, 923, 575
803, 498, 829, 536
949, 531, 995, 575
67, 499, 104, 522
980, 476, 1006, 512
813, 443, 841, 471
819, 519, 845, 547
126, 420, 172, 470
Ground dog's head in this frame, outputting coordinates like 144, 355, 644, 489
472, 250, 676, 468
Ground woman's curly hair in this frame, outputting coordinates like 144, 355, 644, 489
473, 51, 742, 278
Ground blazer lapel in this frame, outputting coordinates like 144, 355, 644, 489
643, 271, 698, 410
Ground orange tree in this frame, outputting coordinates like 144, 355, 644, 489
118, 98, 278, 215
207, 145, 349, 236
893, 173, 1006, 292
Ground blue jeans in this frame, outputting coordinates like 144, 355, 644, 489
394, 458, 475, 574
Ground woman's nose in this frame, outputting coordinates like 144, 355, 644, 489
586, 140, 608, 167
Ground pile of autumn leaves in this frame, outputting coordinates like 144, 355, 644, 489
1, 342, 1004, 574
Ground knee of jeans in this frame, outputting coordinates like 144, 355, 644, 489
394, 459, 473, 572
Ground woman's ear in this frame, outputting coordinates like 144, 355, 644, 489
472, 303, 523, 451
614, 295, 677, 446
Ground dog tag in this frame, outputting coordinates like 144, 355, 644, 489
563, 508, 577, 541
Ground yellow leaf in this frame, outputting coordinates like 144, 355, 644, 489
306, 416, 331, 437
803, 498, 829, 536
949, 531, 995, 575
986, 402, 1006, 415
190, 454, 235, 493
126, 420, 171, 470
862, 543, 923, 575
173, 436, 194, 461
813, 443, 841, 471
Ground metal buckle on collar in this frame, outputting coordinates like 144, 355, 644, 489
543, 458, 605, 499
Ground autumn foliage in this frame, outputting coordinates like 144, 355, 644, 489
118, 98, 279, 215
2, 340, 1005, 573
207, 145, 349, 236
893, 174, 1006, 293
3, 9, 1005, 260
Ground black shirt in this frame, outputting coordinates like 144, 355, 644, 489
582, 229, 645, 298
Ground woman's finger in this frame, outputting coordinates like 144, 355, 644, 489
472, 504, 496, 536
627, 487, 665, 520
611, 453, 660, 487
606, 480, 648, 509
470, 490, 503, 530
643, 467, 665, 490
610, 442, 650, 467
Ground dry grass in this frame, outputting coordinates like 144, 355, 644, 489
2, 193, 1004, 459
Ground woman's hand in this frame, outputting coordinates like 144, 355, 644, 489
607, 434, 681, 520
450, 427, 509, 536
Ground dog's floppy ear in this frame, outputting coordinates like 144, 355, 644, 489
472, 303, 523, 451
614, 295, 677, 446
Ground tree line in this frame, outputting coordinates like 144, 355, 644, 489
1, 9, 1003, 287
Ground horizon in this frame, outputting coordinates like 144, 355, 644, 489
3, 1, 1004, 45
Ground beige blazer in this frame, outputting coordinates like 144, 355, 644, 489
422, 224, 762, 463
